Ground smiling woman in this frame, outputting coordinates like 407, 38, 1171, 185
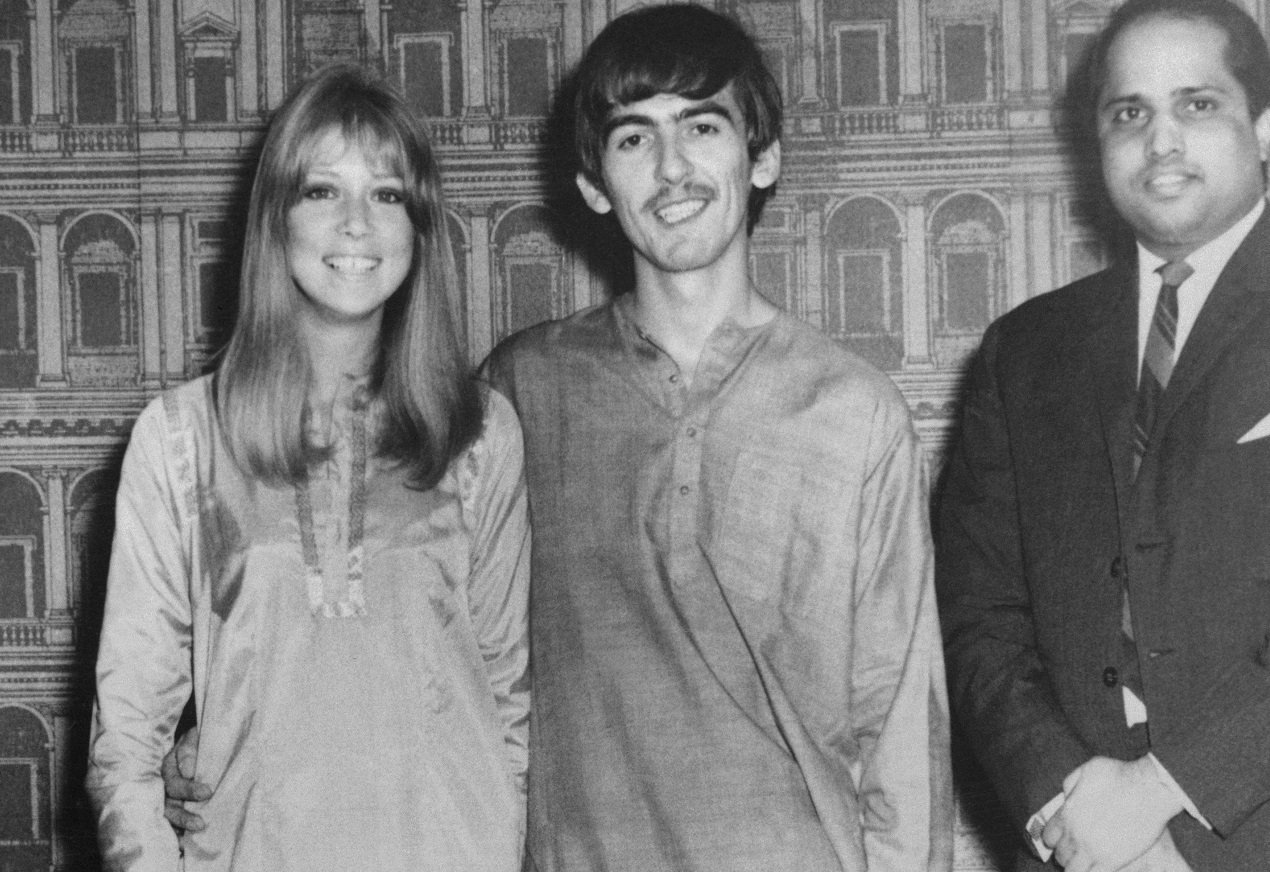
285, 128, 415, 328
85, 65, 531, 872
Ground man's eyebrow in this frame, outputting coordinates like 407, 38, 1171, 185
679, 100, 736, 125
1102, 84, 1230, 111
601, 99, 738, 141
602, 111, 654, 141
1098, 90, 1147, 113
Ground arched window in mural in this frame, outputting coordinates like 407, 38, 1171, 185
59, 0, 132, 126
0, 707, 52, 871
825, 197, 903, 371
0, 215, 37, 388
62, 213, 139, 386
494, 205, 566, 341
0, 0, 32, 126
931, 192, 1006, 366
0, 472, 44, 621
69, 468, 119, 630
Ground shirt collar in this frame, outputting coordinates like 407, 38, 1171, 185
1136, 197, 1264, 284
1134, 197, 1264, 363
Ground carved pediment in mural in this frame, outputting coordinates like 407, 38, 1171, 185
939, 219, 999, 246
60, 0, 130, 40
68, 239, 127, 264
928, 0, 997, 16
181, 11, 240, 43
503, 230, 561, 256
1054, 0, 1118, 16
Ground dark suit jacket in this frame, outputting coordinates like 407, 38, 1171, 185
937, 210, 1270, 871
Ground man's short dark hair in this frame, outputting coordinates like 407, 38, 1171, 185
572, 3, 783, 191
1082, 0, 1270, 132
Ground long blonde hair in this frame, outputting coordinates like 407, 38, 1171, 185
216, 64, 481, 489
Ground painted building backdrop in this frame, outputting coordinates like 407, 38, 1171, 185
0, 0, 1263, 868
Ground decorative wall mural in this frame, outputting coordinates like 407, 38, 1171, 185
3, 0, 1263, 868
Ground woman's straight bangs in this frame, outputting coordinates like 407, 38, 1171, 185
282, 105, 419, 212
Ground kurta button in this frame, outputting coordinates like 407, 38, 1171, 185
679, 485, 690, 495
1102, 667, 1119, 687
686, 427, 697, 438
1110, 556, 1125, 578
669, 373, 679, 384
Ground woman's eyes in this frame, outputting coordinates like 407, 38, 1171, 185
298, 185, 407, 204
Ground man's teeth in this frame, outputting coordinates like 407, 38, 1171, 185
657, 199, 706, 223
325, 256, 378, 273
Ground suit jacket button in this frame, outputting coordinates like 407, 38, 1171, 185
1110, 556, 1125, 578
1102, 666, 1119, 687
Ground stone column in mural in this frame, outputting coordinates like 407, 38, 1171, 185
1007, 195, 1028, 312
1028, 190, 1056, 301
134, 0, 153, 119
161, 213, 185, 383
897, 0, 924, 101
139, 214, 164, 386
461, 0, 489, 116
263, 0, 286, 109
901, 195, 933, 369
238, 0, 260, 118
32, 0, 58, 150
1001, 0, 1024, 103
157, 0, 180, 121
802, 203, 824, 329
796, 0, 821, 107
467, 211, 493, 362
1028, 0, 1050, 97
40, 469, 68, 617
364, 0, 383, 57
35, 214, 66, 386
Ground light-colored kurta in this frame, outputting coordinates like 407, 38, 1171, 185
87, 375, 530, 872
487, 299, 952, 872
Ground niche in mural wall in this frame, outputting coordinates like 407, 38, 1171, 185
62, 214, 140, 388
0, 216, 37, 389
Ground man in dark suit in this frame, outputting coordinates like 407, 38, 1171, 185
938, 0, 1270, 870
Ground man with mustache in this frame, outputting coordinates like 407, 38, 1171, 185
483, 5, 950, 869
163, 5, 951, 869
939, 0, 1270, 869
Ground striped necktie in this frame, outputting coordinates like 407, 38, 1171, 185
1121, 259, 1193, 680
1132, 259, 1193, 476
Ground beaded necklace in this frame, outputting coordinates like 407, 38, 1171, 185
293, 398, 369, 619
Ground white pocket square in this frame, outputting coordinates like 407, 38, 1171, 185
1238, 412, 1270, 443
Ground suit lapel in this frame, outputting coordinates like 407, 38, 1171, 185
1157, 209, 1270, 436
1087, 262, 1140, 531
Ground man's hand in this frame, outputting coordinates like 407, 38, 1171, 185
1118, 828, 1193, 872
162, 726, 212, 833
1042, 756, 1182, 872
